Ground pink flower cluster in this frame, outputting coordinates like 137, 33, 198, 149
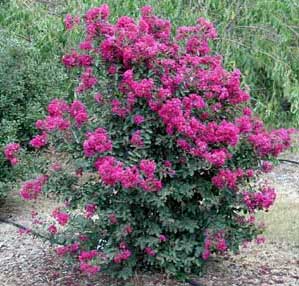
84, 203, 97, 218
32, 99, 89, 147
95, 156, 162, 192
70, 100, 89, 127
80, 263, 101, 274
133, 114, 144, 125
55, 242, 80, 256
130, 130, 144, 147
144, 247, 156, 257
243, 186, 276, 211
249, 129, 294, 157
35, 99, 70, 132
212, 168, 244, 190
83, 128, 112, 157
113, 243, 132, 264
64, 14, 80, 30
76, 67, 98, 93
202, 230, 228, 260
30, 132, 48, 149
52, 209, 70, 226
48, 224, 57, 234
62, 51, 93, 68
4, 142, 20, 165
109, 213, 118, 224
261, 161, 273, 173
123, 225, 133, 235
159, 234, 167, 242
79, 250, 98, 262
19, 175, 48, 200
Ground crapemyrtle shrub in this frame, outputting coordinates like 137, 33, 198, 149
7, 4, 295, 280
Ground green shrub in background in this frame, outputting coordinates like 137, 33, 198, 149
0, 33, 66, 143
0, 1, 72, 199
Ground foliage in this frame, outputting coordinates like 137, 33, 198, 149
0, 1, 71, 200
8, 5, 294, 280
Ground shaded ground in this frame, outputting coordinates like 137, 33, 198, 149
0, 154, 299, 286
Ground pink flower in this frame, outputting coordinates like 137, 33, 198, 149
70, 100, 89, 127
47, 99, 69, 116
48, 224, 57, 234
69, 242, 80, 253
52, 209, 70, 226
30, 132, 48, 149
113, 247, 132, 264
261, 161, 273, 173
79, 235, 89, 242
140, 177, 163, 192
64, 14, 74, 30
144, 247, 156, 256
83, 128, 112, 157
211, 169, 240, 190
204, 149, 230, 167
255, 236, 266, 245
159, 234, 167, 242
120, 166, 140, 188
19, 177, 46, 201
79, 250, 97, 261
95, 156, 124, 186
84, 203, 97, 218
4, 142, 20, 165
85, 4, 110, 23
113, 249, 132, 263
216, 238, 227, 252
130, 130, 144, 147
80, 263, 101, 275
55, 246, 69, 256
51, 163, 62, 172
123, 225, 133, 235
133, 115, 145, 125
109, 213, 118, 225
139, 159, 156, 177
111, 99, 128, 118
76, 68, 97, 93
10, 157, 19, 166
37, 116, 71, 132
202, 249, 210, 260
243, 186, 276, 211
243, 107, 252, 116
246, 169, 255, 178
94, 92, 103, 104
79, 40, 93, 50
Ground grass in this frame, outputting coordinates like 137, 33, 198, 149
257, 196, 299, 246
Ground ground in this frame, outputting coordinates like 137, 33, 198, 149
0, 153, 298, 286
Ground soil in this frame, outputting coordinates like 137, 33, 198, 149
0, 154, 298, 286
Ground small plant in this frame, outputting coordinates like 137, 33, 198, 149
7, 4, 294, 280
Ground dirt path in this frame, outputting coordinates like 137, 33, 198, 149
0, 155, 299, 286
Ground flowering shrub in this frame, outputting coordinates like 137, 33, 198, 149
8, 4, 295, 280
